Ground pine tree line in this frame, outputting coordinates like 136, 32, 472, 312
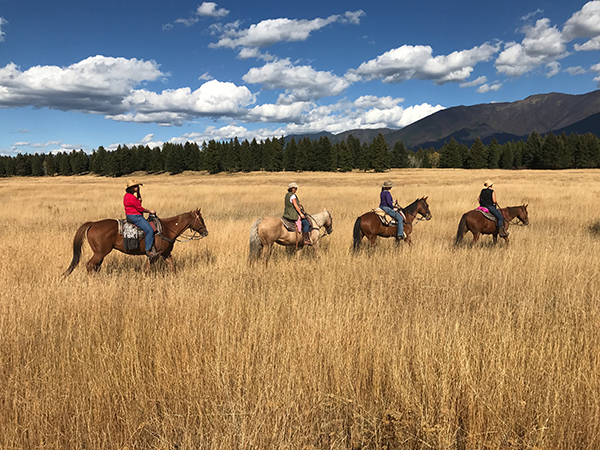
1, 131, 600, 177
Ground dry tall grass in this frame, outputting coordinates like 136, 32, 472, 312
0, 169, 599, 449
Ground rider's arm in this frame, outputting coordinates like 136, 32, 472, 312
292, 197, 305, 219
492, 191, 497, 206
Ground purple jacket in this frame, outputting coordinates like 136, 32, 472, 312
379, 190, 394, 209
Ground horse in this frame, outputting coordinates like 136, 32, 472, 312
353, 197, 431, 251
63, 209, 208, 276
455, 204, 529, 246
248, 209, 333, 263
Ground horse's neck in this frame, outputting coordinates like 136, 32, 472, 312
311, 211, 327, 227
402, 202, 418, 223
504, 207, 519, 220
162, 213, 191, 237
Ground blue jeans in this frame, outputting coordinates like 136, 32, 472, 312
301, 217, 310, 233
381, 206, 404, 238
126, 214, 154, 252
487, 206, 504, 228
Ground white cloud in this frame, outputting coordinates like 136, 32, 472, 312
198, 72, 214, 81
349, 42, 500, 84
476, 83, 502, 93
460, 76, 488, 88
565, 65, 587, 74
521, 9, 544, 21
209, 11, 364, 53
237, 47, 275, 61
574, 36, 600, 50
0, 17, 7, 42
242, 59, 351, 101
495, 19, 568, 76
111, 79, 257, 125
196, 2, 229, 18
0, 56, 165, 114
563, 1, 600, 40
545, 61, 561, 77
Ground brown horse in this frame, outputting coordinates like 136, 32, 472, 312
353, 197, 431, 251
248, 209, 333, 263
63, 209, 208, 275
455, 204, 529, 246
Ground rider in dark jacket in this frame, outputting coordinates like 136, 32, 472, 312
478, 179, 508, 238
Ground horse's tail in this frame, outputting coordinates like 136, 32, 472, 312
63, 221, 93, 277
352, 216, 362, 252
455, 213, 468, 246
248, 218, 263, 262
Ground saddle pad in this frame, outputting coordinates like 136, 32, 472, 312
118, 219, 145, 239
475, 209, 497, 222
373, 208, 396, 226
280, 217, 298, 232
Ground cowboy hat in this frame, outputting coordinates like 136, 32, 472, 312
483, 179, 494, 188
382, 180, 395, 188
126, 179, 143, 189
288, 182, 299, 189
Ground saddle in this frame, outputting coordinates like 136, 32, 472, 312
475, 207, 497, 222
280, 215, 314, 233
118, 215, 163, 252
372, 208, 405, 226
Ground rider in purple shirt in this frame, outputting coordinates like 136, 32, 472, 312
379, 180, 404, 240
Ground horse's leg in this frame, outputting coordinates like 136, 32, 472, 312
493, 233, 498, 245
261, 242, 272, 265
471, 232, 480, 246
164, 255, 176, 273
86, 254, 105, 273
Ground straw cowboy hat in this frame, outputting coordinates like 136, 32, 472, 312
126, 179, 143, 189
288, 182, 299, 189
382, 180, 395, 188
483, 179, 494, 188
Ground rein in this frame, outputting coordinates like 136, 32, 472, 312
155, 213, 206, 243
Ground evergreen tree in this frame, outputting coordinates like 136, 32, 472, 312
204, 140, 221, 174
43, 154, 56, 176
15, 154, 31, 176
369, 133, 390, 172
524, 131, 542, 168
70, 150, 89, 174
296, 137, 310, 171
390, 141, 410, 168
31, 154, 44, 177
284, 138, 298, 172
574, 133, 597, 168
439, 138, 462, 168
239, 139, 253, 172
250, 138, 262, 171
498, 144, 514, 169
347, 134, 366, 170
466, 138, 488, 169
90, 146, 107, 175
336, 140, 353, 172
487, 138, 501, 169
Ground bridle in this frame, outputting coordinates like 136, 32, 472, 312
157, 211, 207, 243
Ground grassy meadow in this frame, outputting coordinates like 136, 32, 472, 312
0, 169, 599, 449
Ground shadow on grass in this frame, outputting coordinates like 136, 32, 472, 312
588, 221, 600, 237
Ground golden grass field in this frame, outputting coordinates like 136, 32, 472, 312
0, 169, 599, 449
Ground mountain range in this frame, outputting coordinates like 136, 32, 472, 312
285, 90, 600, 150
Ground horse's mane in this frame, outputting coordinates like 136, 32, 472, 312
402, 197, 424, 215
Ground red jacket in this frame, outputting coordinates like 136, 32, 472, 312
124, 193, 144, 215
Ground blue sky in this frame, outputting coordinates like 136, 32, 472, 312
1, 0, 600, 155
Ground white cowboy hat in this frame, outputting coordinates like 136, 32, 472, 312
483, 179, 494, 188
288, 182, 299, 189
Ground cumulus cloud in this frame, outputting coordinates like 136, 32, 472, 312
209, 10, 364, 52
0, 56, 165, 114
460, 76, 488, 88
349, 42, 500, 84
565, 65, 587, 75
0, 17, 7, 42
111, 80, 257, 125
476, 83, 502, 93
242, 59, 351, 101
495, 18, 568, 76
196, 2, 229, 18
563, 0, 600, 40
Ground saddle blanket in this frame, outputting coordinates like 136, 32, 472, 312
372, 208, 405, 226
280, 216, 302, 233
476, 207, 496, 222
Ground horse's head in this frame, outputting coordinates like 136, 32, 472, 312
517, 204, 529, 225
191, 209, 209, 237
417, 197, 432, 221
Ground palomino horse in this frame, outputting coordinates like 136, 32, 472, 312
353, 197, 431, 251
248, 209, 333, 263
455, 204, 529, 246
63, 209, 208, 275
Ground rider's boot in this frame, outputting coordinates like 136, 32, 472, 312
146, 245, 159, 259
498, 226, 509, 238
302, 232, 312, 246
